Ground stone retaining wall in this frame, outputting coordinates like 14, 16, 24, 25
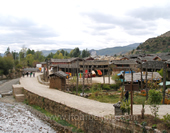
24, 89, 143, 133
37, 74, 49, 85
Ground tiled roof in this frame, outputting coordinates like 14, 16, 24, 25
124, 72, 162, 82
110, 59, 138, 64
49, 71, 68, 78
51, 58, 83, 63
139, 61, 164, 69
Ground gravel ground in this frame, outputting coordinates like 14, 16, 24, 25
0, 100, 56, 133
0, 79, 57, 133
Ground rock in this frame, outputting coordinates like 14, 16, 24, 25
2, 75, 6, 79
113, 101, 121, 108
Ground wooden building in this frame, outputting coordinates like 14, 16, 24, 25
49, 71, 68, 90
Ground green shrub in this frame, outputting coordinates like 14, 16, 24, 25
149, 89, 162, 118
120, 101, 130, 114
102, 84, 110, 90
162, 113, 170, 128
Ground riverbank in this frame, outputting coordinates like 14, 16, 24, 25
0, 96, 56, 132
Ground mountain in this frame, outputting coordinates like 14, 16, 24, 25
90, 43, 140, 56
134, 31, 170, 54
42, 49, 72, 56
0, 53, 4, 57
41, 43, 140, 56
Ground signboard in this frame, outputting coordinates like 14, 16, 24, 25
36, 64, 42, 68
125, 84, 139, 91
39, 67, 42, 71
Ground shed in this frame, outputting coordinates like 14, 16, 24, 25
49, 71, 68, 90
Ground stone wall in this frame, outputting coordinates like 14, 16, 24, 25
37, 74, 49, 85
24, 89, 143, 133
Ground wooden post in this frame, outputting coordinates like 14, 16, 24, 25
152, 64, 154, 84
163, 62, 167, 104
103, 66, 105, 84
141, 64, 143, 90
67, 64, 70, 85
123, 71, 125, 86
43, 65, 45, 80
91, 65, 93, 84
87, 62, 89, 84
108, 67, 110, 84
83, 60, 85, 94
130, 69, 133, 115
76, 60, 79, 95
146, 62, 148, 100
47, 60, 49, 82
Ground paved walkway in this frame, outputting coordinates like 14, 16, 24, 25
20, 73, 170, 118
0, 79, 19, 94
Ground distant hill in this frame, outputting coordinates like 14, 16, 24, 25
42, 49, 72, 56
41, 43, 140, 56
134, 31, 170, 54
93, 43, 140, 56
0, 53, 4, 57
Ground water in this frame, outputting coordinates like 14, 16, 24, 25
0, 102, 56, 133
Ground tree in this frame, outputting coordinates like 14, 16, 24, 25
45, 52, 54, 60
72, 47, 81, 57
4, 47, 11, 56
34, 51, 44, 62
26, 54, 34, 67
82, 49, 90, 58
0, 56, 14, 75
26, 48, 35, 55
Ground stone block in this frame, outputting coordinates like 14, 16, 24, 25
15, 94, 25, 102
12, 84, 24, 95
115, 107, 123, 115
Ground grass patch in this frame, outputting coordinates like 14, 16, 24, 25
30, 104, 83, 132
133, 95, 146, 104
89, 93, 120, 103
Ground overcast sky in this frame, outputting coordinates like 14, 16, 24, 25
0, 0, 170, 53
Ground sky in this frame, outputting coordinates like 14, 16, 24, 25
0, 0, 170, 53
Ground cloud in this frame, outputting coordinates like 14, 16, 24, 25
0, 15, 59, 46
127, 6, 170, 20
82, 12, 157, 36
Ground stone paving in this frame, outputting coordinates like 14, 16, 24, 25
20, 73, 170, 118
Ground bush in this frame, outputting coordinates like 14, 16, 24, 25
120, 101, 130, 114
102, 84, 110, 90
162, 113, 170, 128
149, 89, 162, 118
149, 89, 162, 104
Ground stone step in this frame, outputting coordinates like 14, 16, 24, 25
12, 84, 24, 95
15, 94, 25, 102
